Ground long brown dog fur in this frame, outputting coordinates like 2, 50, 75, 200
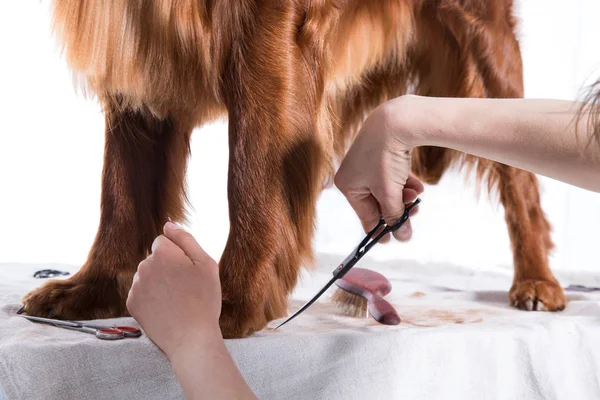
22, 0, 565, 338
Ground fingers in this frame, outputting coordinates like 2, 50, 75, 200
163, 221, 212, 265
394, 218, 412, 242
409, 205, 419, 217
378, 232, 392, 244
335, 156, 423, 243
402, 188, 418, 204
396, 178, 422, 241
338, 184, 422, 243
405, 175, 425, 194
374, 191, 412, 242
372, 183, 406, 228
343, 191, 383, 234
150, 234, 183, 259
370, 180, 423, 242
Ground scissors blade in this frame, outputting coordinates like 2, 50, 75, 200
274, 219, 386, 329
274, 275, 338, 329
20, 315, 81, 328
275, 198, 422, 330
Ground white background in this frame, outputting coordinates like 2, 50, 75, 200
0, 1, 598, 273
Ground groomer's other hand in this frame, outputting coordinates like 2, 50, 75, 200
127, 222, 221, 358
335, 96, 424, 242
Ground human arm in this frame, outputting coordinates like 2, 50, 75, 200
169, 331, 256, 400
334, 95, 600, 236
401, 96, 600, 192
126, 222, 257, 400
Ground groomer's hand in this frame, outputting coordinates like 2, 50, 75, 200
127, 222, 222, 358
335, 97, 424, 242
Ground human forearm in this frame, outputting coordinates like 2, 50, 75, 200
401, 96, 600, 192
169, 330, 257, 400
127, 222, 258, 399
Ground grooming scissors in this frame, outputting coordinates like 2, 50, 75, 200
19, 315, 142, 340
275, 198, 421, 329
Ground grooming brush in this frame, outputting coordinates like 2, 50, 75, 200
275, 199, 420, 330
331, 267, 400, 325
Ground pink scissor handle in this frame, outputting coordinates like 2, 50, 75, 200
114, 326, 142, 338
81, 323, 142, 338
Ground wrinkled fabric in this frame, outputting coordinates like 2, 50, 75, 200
1, 254, 600, 400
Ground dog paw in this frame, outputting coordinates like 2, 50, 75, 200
21, 275, 127, 320
509, 279, 566, 311
219, 299, 269, 339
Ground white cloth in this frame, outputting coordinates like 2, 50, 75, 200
1, 254, 600, 400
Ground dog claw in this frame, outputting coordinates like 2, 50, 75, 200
16, 305, 25, 315
525, 299, 533, 311
510, 279, 566, 312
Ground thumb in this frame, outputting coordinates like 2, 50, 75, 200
163, 222, 210, 264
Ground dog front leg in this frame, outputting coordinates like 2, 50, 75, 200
22, 103, 191, 319
217, 21, 327, 338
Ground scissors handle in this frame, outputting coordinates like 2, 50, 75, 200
112, 326, 142, 338
81, 323, 142, 338
59, 325, 125, 340
369, 198, 421, 248
332, 198, 421, 280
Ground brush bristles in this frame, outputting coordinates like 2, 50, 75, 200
331, 288, 368, 318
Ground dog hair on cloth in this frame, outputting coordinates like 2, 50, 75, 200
21, 0, 565, 338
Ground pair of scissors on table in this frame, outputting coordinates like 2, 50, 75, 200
20, 315, 142, 340
276, 198, 421, 329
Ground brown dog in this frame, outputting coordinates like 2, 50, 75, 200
22, 0, 565, 338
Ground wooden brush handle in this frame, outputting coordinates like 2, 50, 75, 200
341, 268, 392, 297
337, 268, 400, 325
368, 294, 401, 325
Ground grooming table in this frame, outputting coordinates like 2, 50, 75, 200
2, 254, 600, 400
